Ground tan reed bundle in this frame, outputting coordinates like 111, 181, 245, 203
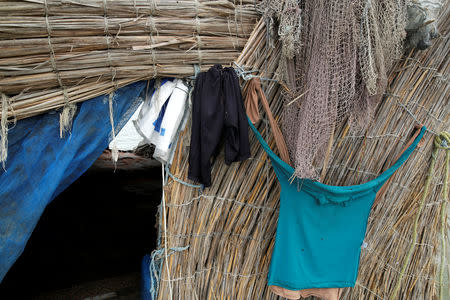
324, 5, 450, 298
0, 0, 260, 120
156, 6, 449, 299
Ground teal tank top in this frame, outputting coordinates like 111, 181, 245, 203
248, 119, 426, 290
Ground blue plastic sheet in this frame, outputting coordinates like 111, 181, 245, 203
0, 81, 148, 281
141, 254, 159, 300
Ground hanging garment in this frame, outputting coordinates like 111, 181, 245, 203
152, 80, 189, 163
134, 79, 175, 145
108, 102, 146, 151
188, 64, 250, 187
244, 78, 291, 165
134, 79, 189, 164
244, 78, 341, 299
248, 119, 425, 292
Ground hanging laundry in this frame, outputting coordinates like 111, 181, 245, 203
248, 119, 425, 295
244, 78, 341, 300
134, 79, 189, 165
244, 78, 290, 165
134, 79, 174, 143
188, 64, 250, 187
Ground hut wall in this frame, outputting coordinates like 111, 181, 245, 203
157, 6, 449, 299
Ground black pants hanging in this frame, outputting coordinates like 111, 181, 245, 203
188, 64, 250, 187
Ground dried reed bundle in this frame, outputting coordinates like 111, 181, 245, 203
157, 19, 283, 299
325, 5, 450, 298
0, 0, 260, 120
156, 5, 449, 299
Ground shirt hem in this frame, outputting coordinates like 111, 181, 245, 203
268, 280, 355, 291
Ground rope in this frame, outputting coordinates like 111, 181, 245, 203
196, 35, 203, 66
385, 94, 445, 123
187, 64, 201, 80
133, 0, 139, 18
43, 0, 75, 137
161, 163, 173, 300
233, 62, 278, 82
0, 93, 12, 169
166, 230, 274, 242
103, 0, 117, 86
165, 166, 203, 189
356, 282, 385, 300
149, 245, 189, 299
165, 193, 276, 211
146, 0, 158, 78
149, 249, 163, 299
395, 100, 438, 135
390, 131, 449, 300
232, 0, 240, 48
194, 0, 202, 67
108, 93, 118, 165
103, 0, 119, 164
159, 265, 267, 282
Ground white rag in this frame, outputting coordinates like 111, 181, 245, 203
153, 80, 189, 163
133, 79, 176, 144
134, 79, 189, 164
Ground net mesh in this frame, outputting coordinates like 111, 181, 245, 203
266, 0, 408, 179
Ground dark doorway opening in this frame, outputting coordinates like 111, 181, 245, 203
0, 154, 161, 299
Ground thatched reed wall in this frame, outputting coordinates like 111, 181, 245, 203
157, 6, 449, 300
0, 0, 260, 120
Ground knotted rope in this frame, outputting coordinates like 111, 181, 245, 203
390, 131, 449, 300
149, 245, 189, 299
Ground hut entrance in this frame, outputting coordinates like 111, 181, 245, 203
0, 149, 162, 299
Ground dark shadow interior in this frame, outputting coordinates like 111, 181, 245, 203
0, 156, 161, 299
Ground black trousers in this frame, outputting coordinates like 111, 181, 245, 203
188, 64, 250, 187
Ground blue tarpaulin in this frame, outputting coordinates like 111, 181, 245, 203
0, 81, 149, 281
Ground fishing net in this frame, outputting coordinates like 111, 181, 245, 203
265, 0, 409, 179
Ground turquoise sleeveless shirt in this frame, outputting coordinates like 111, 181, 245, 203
248, 119, 426, 290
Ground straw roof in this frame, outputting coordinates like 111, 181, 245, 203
156, 6, 449, 300
0, 0, 260, 120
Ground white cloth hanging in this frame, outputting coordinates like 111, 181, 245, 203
134, 79, 189, 164
133, 79, 176, 144
153, 80, 189, 163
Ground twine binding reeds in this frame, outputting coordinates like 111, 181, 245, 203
149, 245, 190, 299
146, 0, 158, 78
103, 0, 120, 164
194, 0, 203, 67
108, 92, 118, 164
161, 163, 173, 299
44, 0, 76, 137
0, 93, 11, 169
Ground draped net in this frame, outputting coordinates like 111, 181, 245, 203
263, 0, 408, 179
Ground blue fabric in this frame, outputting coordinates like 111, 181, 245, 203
0, 81, 148, 282
152, 99, 169, 134
141, 254, 159, 300
151, 78, 171, 134
141, 254, 152, 300
248, 118, 425, 290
